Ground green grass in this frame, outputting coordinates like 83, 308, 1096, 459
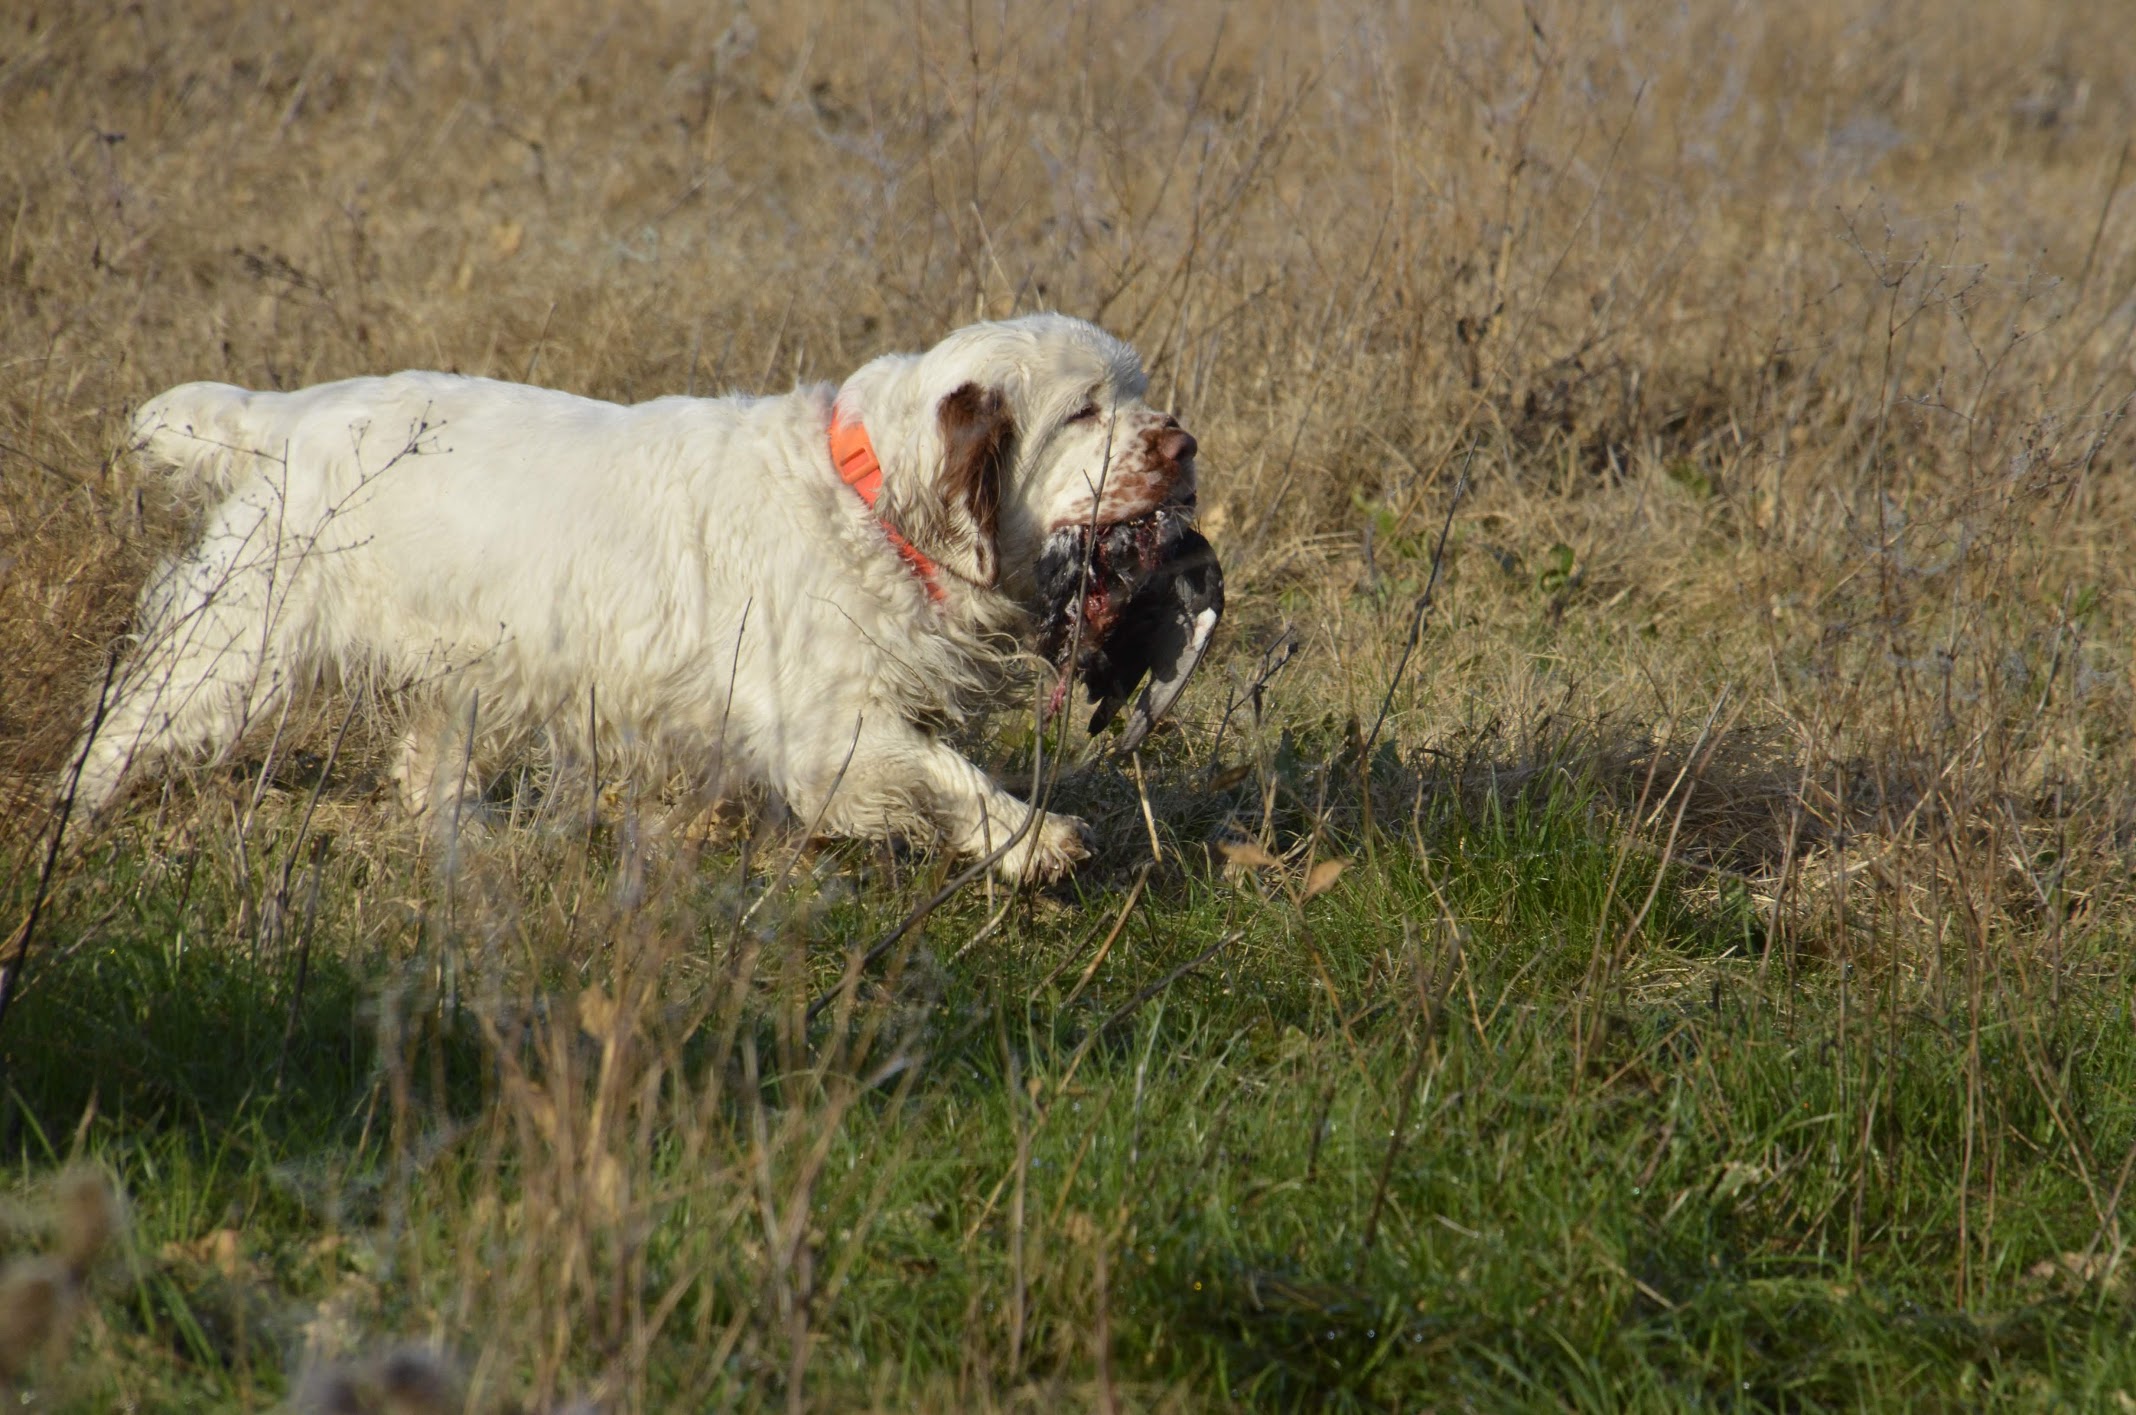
3, 771, 2131, 1409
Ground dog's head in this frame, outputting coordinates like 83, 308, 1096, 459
833, 314, 1199, 605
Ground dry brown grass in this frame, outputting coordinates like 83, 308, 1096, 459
4, 0, 2136, 1404
8, 0, 2135, 882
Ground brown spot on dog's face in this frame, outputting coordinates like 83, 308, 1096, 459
936, 382, 1017, 586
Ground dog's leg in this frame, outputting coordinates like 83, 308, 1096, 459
393, 693, 499, 840
919, 741, 1093, 884
781, 717, 1089, 884
72, 537, 294, 817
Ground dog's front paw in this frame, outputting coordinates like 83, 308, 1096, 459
997, 811, 1092, 885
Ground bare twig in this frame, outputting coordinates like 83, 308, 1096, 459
0, 650, 119, 1049
269, 691, 361, 952
1361, 447, 1474, 760
1363, 916, 1460, 1251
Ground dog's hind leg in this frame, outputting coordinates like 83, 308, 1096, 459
72, 555, 296, 820
392, 684, 542, 843
71, 517, 299, 816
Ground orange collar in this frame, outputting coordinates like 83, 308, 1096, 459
830, 414, 948, 605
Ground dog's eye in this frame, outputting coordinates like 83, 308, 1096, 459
1065, 402, 1100, 425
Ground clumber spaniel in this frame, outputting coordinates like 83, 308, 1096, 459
71, 315, 1220, 882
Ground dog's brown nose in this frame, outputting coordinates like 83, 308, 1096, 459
1159, 426, 1197, 465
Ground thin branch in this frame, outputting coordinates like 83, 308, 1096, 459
0, 649, 120, 1049
1361, 446, 1474, 760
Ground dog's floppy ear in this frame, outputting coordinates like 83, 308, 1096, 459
936, 382, 1015, 587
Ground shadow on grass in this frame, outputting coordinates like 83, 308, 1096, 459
0, 839, 482, 1167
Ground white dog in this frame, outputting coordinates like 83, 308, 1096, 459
72, 315, 1200, 881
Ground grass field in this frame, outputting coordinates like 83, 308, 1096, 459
5, 0, 2136, 1408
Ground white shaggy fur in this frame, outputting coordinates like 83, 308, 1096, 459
72, 315, 1201, 881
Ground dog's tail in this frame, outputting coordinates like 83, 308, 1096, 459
129, 382, 277, 497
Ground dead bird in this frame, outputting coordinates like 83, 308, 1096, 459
1034, 504, 1224, 755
